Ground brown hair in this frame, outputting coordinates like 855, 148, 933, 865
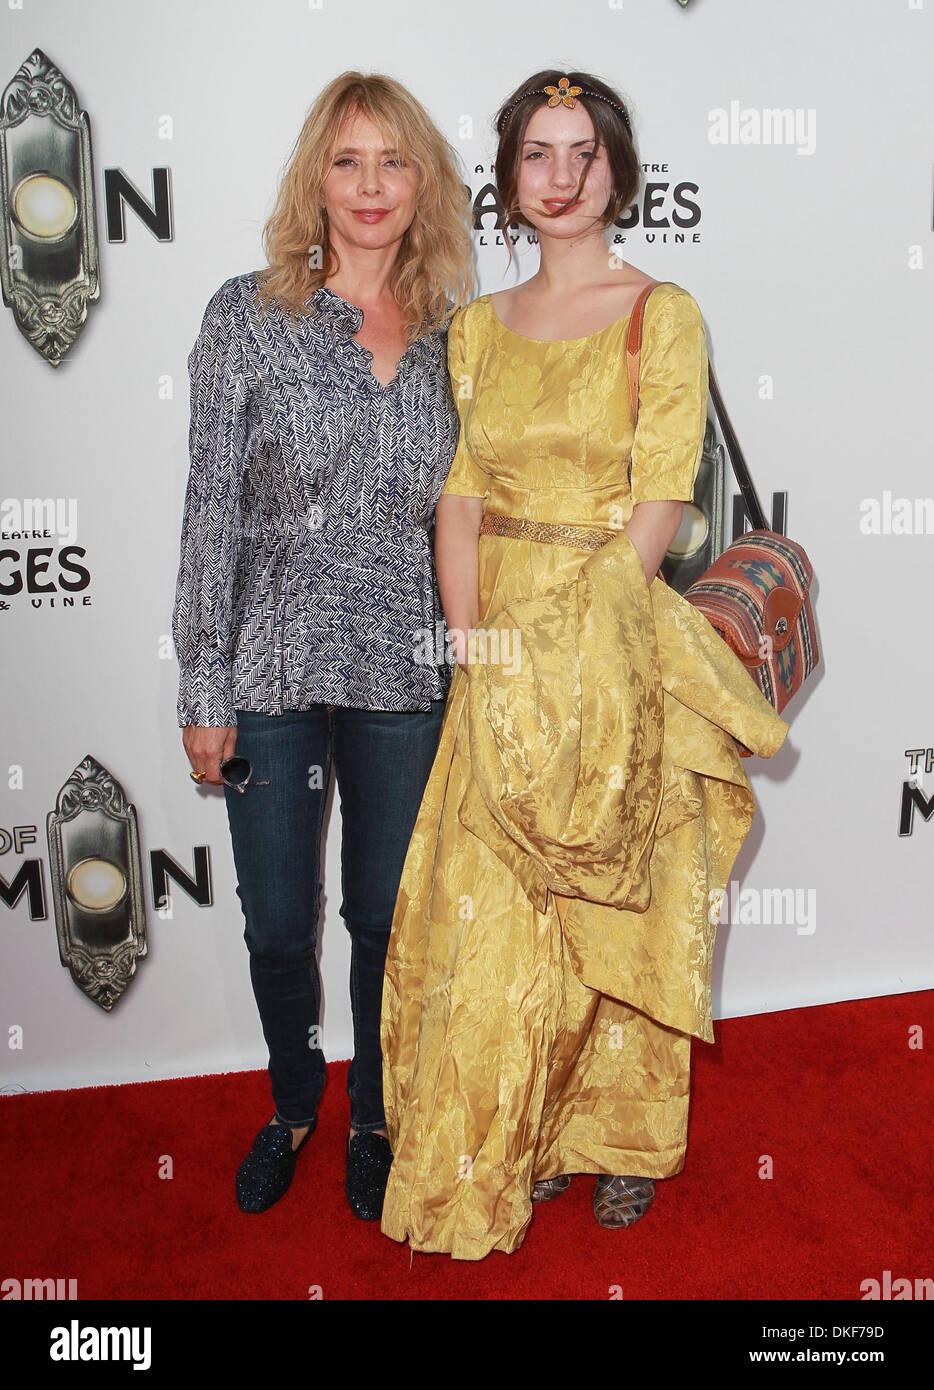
494, 69, 640, 230
255, 71, 475, 338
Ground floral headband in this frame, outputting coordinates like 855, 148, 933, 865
497, 76, 632, 135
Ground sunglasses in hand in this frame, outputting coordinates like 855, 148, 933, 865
220, 756, 270, 794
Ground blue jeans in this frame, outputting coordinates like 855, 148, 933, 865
223, 701, 445, 1133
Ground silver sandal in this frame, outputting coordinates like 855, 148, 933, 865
593, 1174, 655, 1228
531, 1174, 572, 1202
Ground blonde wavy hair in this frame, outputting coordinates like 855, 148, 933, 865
255, 72, 476, 338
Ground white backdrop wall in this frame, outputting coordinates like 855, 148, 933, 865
1, 0, 931, 1095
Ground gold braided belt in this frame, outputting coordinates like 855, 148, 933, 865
478, 510, 620, 553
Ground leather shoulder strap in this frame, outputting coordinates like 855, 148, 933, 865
625, 278, 667, 425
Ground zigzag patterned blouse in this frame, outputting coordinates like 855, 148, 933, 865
172, 272, 459, 726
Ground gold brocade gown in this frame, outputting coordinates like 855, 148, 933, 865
379, 284, 789, 1260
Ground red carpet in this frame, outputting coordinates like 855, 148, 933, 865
1, 991, 929, 1300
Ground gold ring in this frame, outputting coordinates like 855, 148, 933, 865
189, 770, 206, 784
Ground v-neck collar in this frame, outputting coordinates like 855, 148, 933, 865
305, 285, 440, 391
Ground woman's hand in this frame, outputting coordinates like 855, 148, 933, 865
624, 499, 684, 583
447, 625, 472, 673
183, 725, 238, 785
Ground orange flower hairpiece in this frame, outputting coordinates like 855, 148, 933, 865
497, 79, 632, 135
544, 77, 583, 108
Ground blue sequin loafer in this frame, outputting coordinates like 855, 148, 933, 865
345, 1131, 393, 1220
235, 1116, 315, 1214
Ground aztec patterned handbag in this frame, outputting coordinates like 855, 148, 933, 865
626, 281, 819, 717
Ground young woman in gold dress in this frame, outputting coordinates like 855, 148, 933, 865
379, 70, 788, 1259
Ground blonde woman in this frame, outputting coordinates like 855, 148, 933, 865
380, 69, 788, 1258
172, 73, 473, 1218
